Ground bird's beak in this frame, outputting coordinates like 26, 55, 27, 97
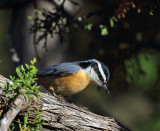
103, 84, 110, 95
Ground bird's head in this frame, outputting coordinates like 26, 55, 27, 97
79, 59, 110, 94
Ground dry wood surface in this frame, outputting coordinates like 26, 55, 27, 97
0, 74, 129, 131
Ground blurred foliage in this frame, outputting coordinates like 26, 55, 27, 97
29, 0, 81, 49
30, 0, 160, 86
28, 0, 160, 130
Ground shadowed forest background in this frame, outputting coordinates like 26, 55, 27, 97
0, 0, 160, 130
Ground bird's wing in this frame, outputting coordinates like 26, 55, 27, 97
37, 63, 80, 76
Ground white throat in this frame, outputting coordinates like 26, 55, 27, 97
89, 67, 102, 86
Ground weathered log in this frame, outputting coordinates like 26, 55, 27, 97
0, 74, 129, 131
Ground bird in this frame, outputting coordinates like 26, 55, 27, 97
37, 59, 110, 97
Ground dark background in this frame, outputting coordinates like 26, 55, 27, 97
0, 0, 160, 130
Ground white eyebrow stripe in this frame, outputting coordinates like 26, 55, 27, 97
92, 59, 106, 82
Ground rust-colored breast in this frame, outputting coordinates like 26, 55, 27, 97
37, 70, 90, 96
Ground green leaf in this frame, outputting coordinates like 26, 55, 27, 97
18, 119, 22, 130
21, 65, 25, 72
24, 113, 29, 125
99, 25, 104, 28
149, 11, 153, 16
101, 27, 108, 36
84, 24, 93, 30
25, 64, 29, 69
34, 9, 43, 15
28, 16, 33, 20
109, 18, 114, 28
112, 16, 118, 22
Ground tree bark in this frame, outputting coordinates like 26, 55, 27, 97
0, 74, 129, 131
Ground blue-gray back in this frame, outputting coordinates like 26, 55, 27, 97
37, 62, 81, 76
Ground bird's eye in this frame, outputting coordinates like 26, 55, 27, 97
103, 81, 107, 84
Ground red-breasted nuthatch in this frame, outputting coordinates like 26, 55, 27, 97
37, 59, 110, 97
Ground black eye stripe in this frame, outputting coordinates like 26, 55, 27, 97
79, 62, 91, 69
100, 62, 110, 81
92, 63, 104, 83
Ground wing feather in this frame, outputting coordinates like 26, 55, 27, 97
37, 63, 80, 76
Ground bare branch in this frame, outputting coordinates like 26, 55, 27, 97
0, 94, 29, 131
